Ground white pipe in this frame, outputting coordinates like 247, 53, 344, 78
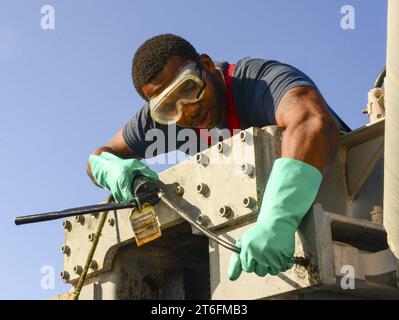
384, 0, 399, 259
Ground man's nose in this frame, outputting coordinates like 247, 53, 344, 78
181, 102, 202, 119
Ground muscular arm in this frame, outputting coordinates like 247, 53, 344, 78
275, 86, 340, 176
87, 128, 139, 186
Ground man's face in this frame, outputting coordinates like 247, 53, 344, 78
141, 55, 226, 128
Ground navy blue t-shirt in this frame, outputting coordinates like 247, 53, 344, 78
123, 58, 351, 158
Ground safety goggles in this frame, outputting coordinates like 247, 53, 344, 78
149, 61, 206, 124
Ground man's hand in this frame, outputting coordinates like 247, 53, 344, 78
89, 152, 158, 203
87, 128, 158, 203
228, 222, 294, 279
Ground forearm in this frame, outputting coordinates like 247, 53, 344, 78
276, 86, 341, 176
281, 116, 340, 176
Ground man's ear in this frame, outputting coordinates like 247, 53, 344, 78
199, 54, 216, 73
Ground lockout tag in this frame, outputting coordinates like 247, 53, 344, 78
129, 204, 161, 246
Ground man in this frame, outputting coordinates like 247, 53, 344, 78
87, 34, 350, 280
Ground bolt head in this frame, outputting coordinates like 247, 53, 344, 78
219, 206, 232, 218
241, 163, 254, 176
195, 152, 209, 166
175, 184, 184, 196
240, 130, 247, 142
217, 142, 224, 153
73, 265, 83, 275
75, 215, 85, 224
196, 183, 209, 196
62, 220, 72, 231
60, 271, 70, 282
108, 218, 115, 226
89, 260, 98, 270
196, 215, 209, 226
61, 245, 70, 255
243, 197, 254, 208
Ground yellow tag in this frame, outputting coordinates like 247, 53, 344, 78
129, 204, 161, 246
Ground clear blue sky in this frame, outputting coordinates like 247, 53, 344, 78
0, 0, 387, 299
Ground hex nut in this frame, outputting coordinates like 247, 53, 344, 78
108, 218, 115, 227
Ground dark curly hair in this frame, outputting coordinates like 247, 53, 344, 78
132, 34, 200, 100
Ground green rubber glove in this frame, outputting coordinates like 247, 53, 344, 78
228, 157, 323, 280
89, 152, 159, 203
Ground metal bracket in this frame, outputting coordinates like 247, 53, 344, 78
339, 119, 385, 202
